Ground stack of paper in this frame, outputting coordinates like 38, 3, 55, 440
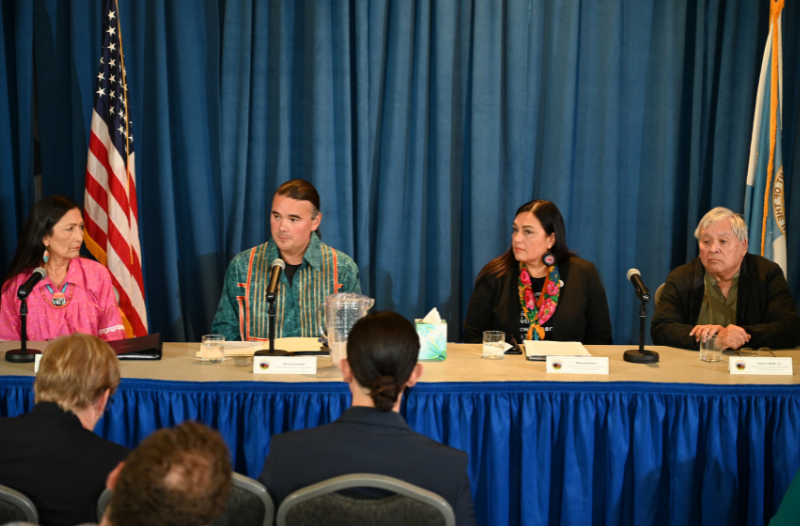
523, 340, 591, 361
196, 338, 322, 357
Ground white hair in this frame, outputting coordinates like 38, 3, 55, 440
694, 207, 748, 243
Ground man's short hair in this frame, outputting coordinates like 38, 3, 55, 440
108, 421, 232, 526
34, 333, 120, 412
694, 207, 748, 243
275, 179, 321, 218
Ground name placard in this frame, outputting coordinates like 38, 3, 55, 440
34, 353, 42, 373
546, 356, 609, 375
729, 357, 793, 375
253, 356, 317, 375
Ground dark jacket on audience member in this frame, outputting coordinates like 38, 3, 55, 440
259, 406, 478, 526
463, 256, 613, 344
651, 254, 800, 350
0, 402, 129, 526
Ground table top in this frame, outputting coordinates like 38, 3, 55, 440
1, 342, 798, 385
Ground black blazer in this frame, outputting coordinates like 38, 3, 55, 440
651, 254, 800, 350
259, 406, 478, 526
463, 256, 613, 344
0, 402, 129, 526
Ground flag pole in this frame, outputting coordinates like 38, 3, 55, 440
113, 0, 134, 266
761, 0, 784, 255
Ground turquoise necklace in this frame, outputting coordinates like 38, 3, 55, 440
45, 283, 69, 307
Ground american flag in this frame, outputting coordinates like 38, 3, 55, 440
84, 0, 148, 337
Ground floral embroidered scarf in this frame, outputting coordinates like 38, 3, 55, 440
518, 261, 561, 340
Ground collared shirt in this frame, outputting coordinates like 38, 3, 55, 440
0, 258, 125, 341
697, 272, 738, 326
212, 233, 361, 340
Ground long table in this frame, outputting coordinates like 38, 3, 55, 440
2, 343, 799, 526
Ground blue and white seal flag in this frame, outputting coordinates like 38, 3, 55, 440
744, 0, 787, 277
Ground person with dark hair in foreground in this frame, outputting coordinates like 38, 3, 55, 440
259, 311, 478, 525
100, 421, 232, 526
212, 179, 361, 340
463, 199, 613, 344
0, 333, 129, 526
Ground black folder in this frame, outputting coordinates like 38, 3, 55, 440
108, 333, 162, 360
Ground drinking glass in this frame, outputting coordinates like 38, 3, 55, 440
699, 335, 723, 362
482, 331, 505, 360
201, 334, 225, 363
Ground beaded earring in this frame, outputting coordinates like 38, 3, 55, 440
543, 253, 555, 266
43, 247, 50, 263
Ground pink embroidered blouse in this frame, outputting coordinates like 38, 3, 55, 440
0, 258, 125, 341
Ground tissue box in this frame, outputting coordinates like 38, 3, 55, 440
415, 320, 447, 361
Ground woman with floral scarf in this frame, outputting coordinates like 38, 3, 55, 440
463, 200, 613, 345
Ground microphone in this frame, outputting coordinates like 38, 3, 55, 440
17, 268, 46, 300
623, 268, 659, 364
626, 269, 651, 302
254, 258, 293, 358
267, 259, 285, 297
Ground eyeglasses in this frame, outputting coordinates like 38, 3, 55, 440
736, 347, 775, 357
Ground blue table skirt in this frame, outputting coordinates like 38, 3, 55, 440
1, 376, 798, 526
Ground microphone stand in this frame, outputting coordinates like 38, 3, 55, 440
5, 297, 42, 363
623, 299, 659, 364
254, 290, 292, 357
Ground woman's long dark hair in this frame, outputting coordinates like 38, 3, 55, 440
2, 195, 81, 295
475, 200, 572, 284
346, 311, 420, 412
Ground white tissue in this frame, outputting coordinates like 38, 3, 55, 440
422, 307, 442, 324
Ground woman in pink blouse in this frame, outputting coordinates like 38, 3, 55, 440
0, 195, 125, 341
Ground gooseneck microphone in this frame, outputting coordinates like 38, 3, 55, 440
267, 259, 285, 298
254, 258, 292, 357
5, 268, 47, 363
623, 268, 659, 364
626, 269, 651, 302
17, 267, 46, 300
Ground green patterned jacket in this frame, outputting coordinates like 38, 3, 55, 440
212, 233, 361, 340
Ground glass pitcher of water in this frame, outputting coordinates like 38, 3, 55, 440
316, 293, 375, 367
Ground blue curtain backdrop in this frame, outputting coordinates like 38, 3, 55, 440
0, 0, 799, 344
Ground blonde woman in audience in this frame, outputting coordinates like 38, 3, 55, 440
0, 333, 129, 526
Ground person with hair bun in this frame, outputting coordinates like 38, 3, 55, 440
0, 333, 129, 526
259, 311, 477, 525
212, 179, 361, 340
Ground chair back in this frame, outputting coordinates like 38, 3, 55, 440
97, 473, 273, 526
275, 473, 455, 526
655, 283, 665, 305
0, 483, 38, 524
97, 487, 112, 522
211, 473, 274, 526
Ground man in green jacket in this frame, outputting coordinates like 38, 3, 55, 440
212, 179, 361, 340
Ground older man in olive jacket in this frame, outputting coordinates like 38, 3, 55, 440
652, 207, 800, 350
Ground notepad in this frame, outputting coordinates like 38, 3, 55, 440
195, 338, 322, 357
524, 340, 591, 361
